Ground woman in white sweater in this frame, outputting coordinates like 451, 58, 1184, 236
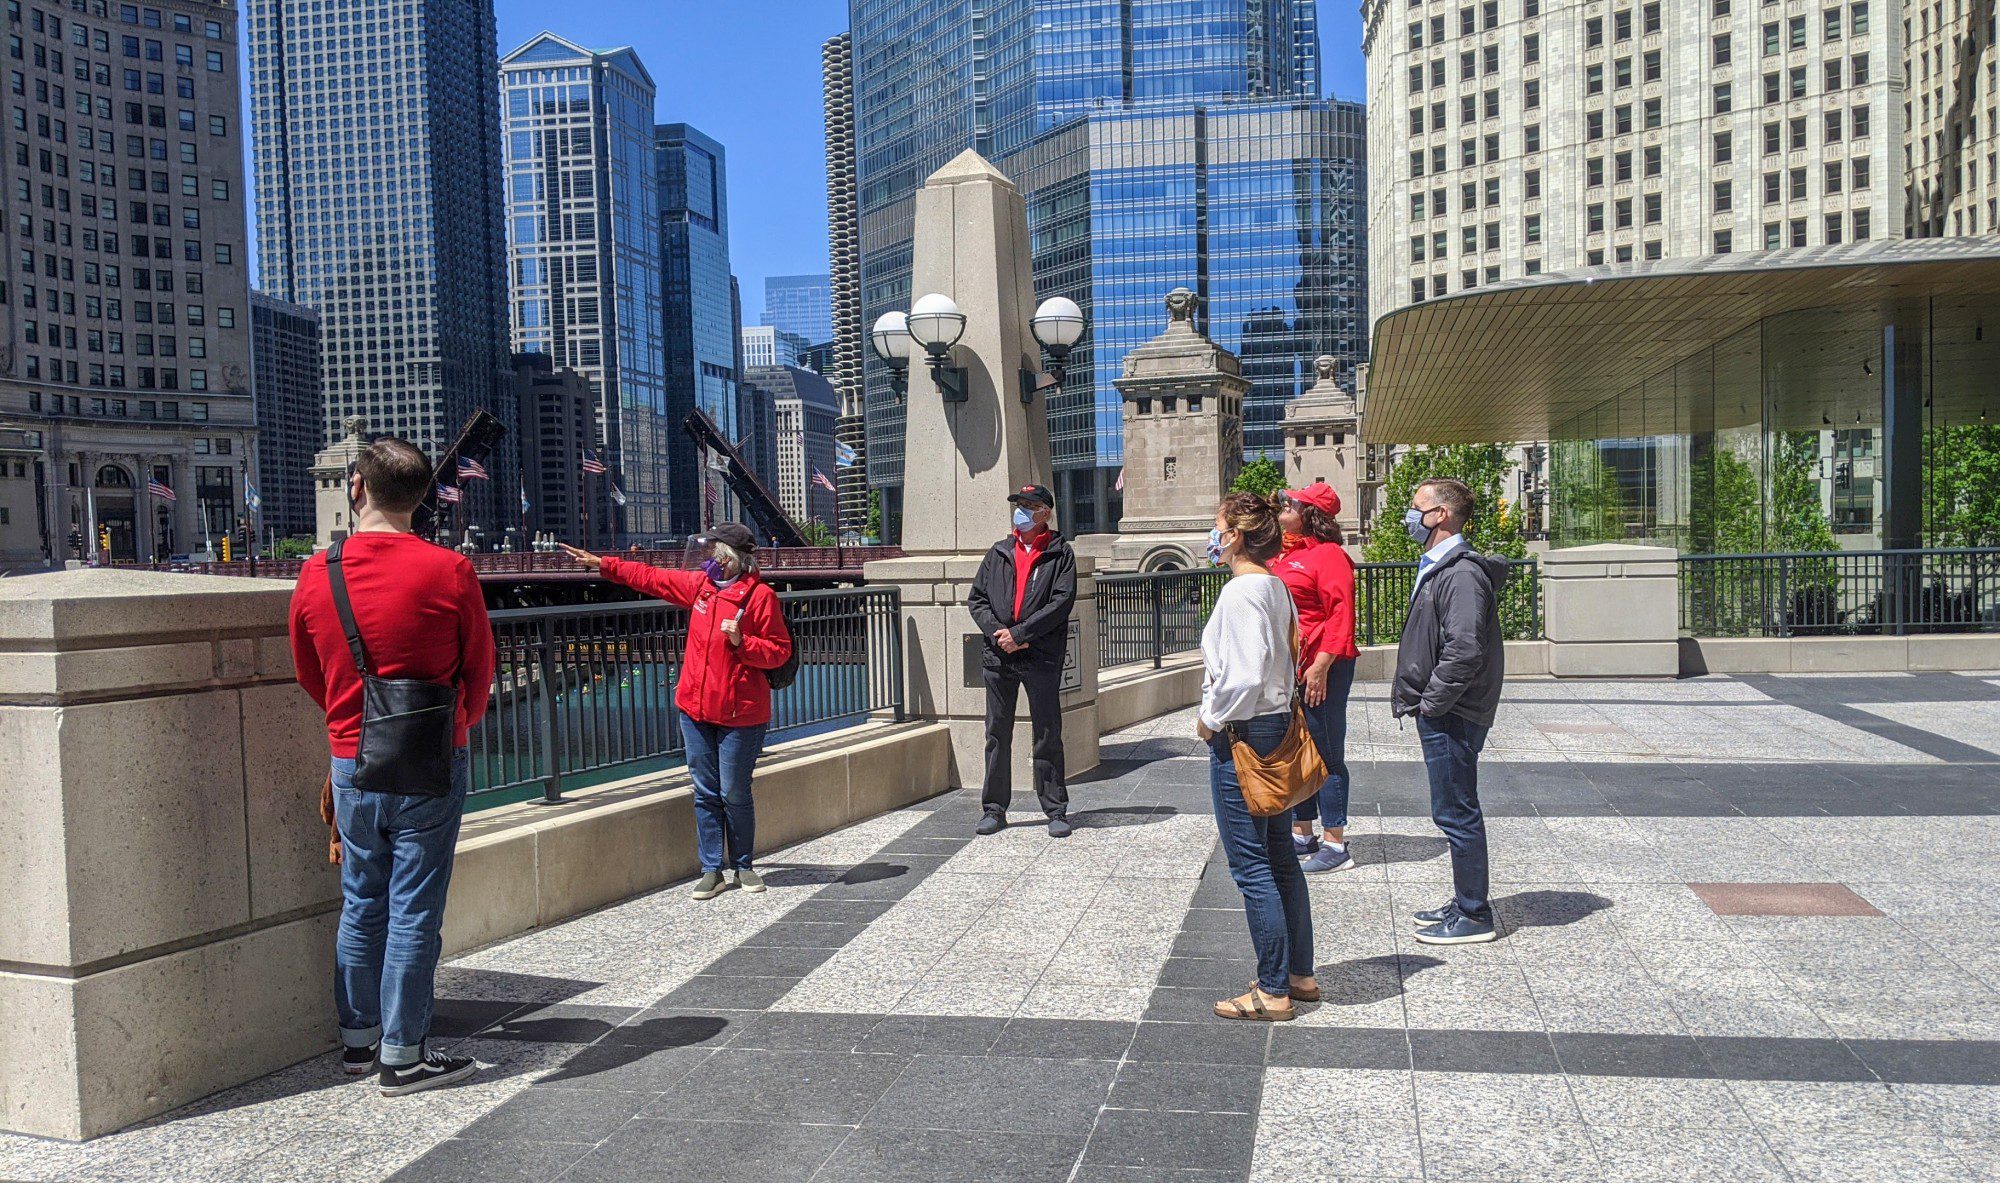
1196, 492, 1318, 1021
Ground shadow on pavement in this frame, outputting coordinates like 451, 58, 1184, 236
1312, 953, 1447, 1004
1358, 833, 1452, 866
1070, 805, 1180, 828
757, 860, 913, 888
1495, 889, 1615, 930
534, 1015, 732, 1086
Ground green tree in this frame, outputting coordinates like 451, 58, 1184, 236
271, 536, 316, 560
1924, 424, 2000, 547
1768, 432, 1838, 554
1229, 455, 1288, 498
1549, 443, 1631, 548
798, 518, 836, 547
1363, 445, 1527, 562
864, 489, 883, 543
1691, 443, 1764, 555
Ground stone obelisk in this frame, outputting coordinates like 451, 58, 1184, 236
865, 151, 1099, 788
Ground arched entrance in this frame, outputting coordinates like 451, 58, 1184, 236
94, 465, 138, 561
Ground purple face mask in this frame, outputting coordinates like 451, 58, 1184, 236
699, 557, 728, 583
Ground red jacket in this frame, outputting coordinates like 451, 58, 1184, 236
600, 557, 793, 728
1273, 534, 1359, 671
289, 532, 497, 758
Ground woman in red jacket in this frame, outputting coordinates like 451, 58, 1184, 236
1271, 483, 1359, 874
560, 523, 793, 900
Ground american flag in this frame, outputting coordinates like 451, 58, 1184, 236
436, 482, 462, 505
580, 449, 608, 475
811, 467, 837, 493
457, 457, 489, 481
1113, 467, 1125, 492
146, 477, 176, 502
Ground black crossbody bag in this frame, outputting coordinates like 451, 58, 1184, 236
325, 538, 458, 797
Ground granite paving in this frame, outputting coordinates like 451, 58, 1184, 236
1, 673, 1995, 1182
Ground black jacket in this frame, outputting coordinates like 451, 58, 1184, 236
1391, 542, 1512, 728
966, 530, 1077, 662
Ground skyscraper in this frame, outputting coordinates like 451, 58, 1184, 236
657, 123, 740, 536
501, 33, 664, 546
250, 292, 322, 540
1, 0, 257, 564
847, 0, 1361, 534
741, 326, 809, 369
762, 274, 833, 346
822, 31, 867, 534
247, 0, 514, 524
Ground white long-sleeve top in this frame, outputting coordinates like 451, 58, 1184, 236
1199, 572, 1298, 732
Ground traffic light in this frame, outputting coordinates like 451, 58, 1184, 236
67, 529, 83, 558
97, 526, 111, 555
220, 534, 231, 562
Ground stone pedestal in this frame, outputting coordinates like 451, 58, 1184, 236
865, 151, 1099, 787
310, 417, 370, 549
1543, 544, 1680, 678
0, 570, 333, 1139
1283, 357, 1365, 540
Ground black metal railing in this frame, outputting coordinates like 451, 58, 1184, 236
1352, 559, 1544, 647
469, 586, 903, 808
1094, 560, 1544, 670
1680, 548, 2000, 637
1095, 568, 1228, 668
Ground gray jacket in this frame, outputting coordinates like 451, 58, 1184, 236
1390, 543, 1512, 728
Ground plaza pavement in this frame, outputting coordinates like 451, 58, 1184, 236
2, 673, 1997, 1183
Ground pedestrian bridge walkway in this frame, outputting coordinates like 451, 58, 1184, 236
5, 673, 1997, 1183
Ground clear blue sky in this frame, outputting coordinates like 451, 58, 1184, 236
245, 4, 1365, 325
490, 2, 1365, 325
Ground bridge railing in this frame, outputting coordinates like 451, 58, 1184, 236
107, 544, 904, 580
1679, 548, 2000, 637
471, 585, 903, 808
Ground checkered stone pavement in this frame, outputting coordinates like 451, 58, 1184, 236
2, 673, 1996, 1182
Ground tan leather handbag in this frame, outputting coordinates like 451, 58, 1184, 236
1225, 624, 1327, 818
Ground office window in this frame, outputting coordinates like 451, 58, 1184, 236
1714, 83, 1732, 114
1644, 145, 1661, 177
1524, 34, 1539, 65
1824, 58, 1842, 92
1586, 18, 1603, 49
1588, 63, 1604, 96
1825, 214, 1844, 244
1525, 168, 1541, 198
1853, 156, 1870, 188
1789, 166, 1806, 199
1853, 208, 1870, 239
1850, 54, 1868, 85
1587, 203, 1604, 233
1764, 172, 1782, 204
1524, 124, 1541, 152
1764, 222, 1782, 249
1824, 161, 1844, 193
1789, 66, 1807, 99
1525, 214, 1541, 244
1714, 33, 1732, 66
1790, 219, 1806, 247
1714, 180, 1733, 211
1853, 104, 1870, 138
1788, 15, 1806, 49
1790, 116, 1806, 150
1763, 22, 1780, 56
1714, 131, 1733, 164
1524, 78, 1540, 110
1824, 7, 1842, 40
1644, 193, 1661, 224
1587, 156, 1606, 187
1763, 123, 1781, 155
1644, 50, 1661, 83
1763, 72, 1780, 104
1825, 110, 1843, 142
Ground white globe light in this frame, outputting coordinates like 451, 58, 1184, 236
1031, 296, 1086, 350
907, 293, 968, 354
869, 310, 913, 365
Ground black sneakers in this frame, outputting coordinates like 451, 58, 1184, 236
1413, 912, 1498, 945
1412, 902, 1458, 928
976, 813, 1006, 836
379, 1047, 477, 1096
1047, 815, 1073, 838
341, 1043, 378, 1076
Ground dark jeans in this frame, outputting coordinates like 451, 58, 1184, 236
981, 651, 1068, 818
1293, 658, 1356, 831
332, 748, 470, 1066
681, 713, 769, 872
1417, 711, 1492, 924
1207, 713, 1315, 996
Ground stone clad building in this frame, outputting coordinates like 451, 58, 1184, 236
0, 0, 257, 563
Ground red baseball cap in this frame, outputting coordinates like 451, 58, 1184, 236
1287, 482, 1341, 517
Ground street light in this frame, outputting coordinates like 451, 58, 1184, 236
869, 310, 914, 401
907, 293, 969, 402
1025, 296, 1087, 403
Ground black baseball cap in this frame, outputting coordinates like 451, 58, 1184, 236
695, 522, 757, 551
1008, 484, 1054, 509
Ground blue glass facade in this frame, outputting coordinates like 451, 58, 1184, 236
502, 37, 665, 544
852, 0, 1361, 535
657, 124, 740, 537
763, 275, 834, 346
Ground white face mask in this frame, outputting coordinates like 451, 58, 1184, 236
1012, 507, 1035, 531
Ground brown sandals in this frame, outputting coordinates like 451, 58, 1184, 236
1213, 986, 1296, 1022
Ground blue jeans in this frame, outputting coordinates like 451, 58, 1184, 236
1417, 712, 1492, 924
332, 748, 470, 1066
1293, 658, 1356, 831
681, 713, 769, 872
1208, 713, 1316, 996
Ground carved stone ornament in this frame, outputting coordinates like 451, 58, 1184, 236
1165, 287, 1197, 322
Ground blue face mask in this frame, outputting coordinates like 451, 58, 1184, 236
1205, 527, 1226, 566
699, 557, 728, 583
1012, 507, 1035, 531
1404, 507, 1435, 548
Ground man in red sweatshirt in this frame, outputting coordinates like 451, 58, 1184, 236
289, 437, 495, 1096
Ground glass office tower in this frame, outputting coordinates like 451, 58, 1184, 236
657, 124, 740, 537
850, 0, 1360, 535
247, 0, 513, 526
763, 275, 834, 346
501, 35, 665, 545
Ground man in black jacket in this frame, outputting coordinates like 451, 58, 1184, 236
1391, 477, 1513, 945
966, 484, 1078, 837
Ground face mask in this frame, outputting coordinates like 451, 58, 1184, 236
1404, 507, 1435, 547
1012, 507, 1035, 531
1205, 528, 1226, 566
699, 557, 728, 583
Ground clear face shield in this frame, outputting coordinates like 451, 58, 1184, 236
684, 533, 733, 581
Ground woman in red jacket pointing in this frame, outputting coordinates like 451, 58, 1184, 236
560, 523, 793, 900
1271, 483, 1359, 875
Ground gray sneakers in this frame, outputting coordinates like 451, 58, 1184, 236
735, 868, 766, 893
691, 871, 728, 900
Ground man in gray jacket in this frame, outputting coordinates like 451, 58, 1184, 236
1390, 477, 1512, 945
